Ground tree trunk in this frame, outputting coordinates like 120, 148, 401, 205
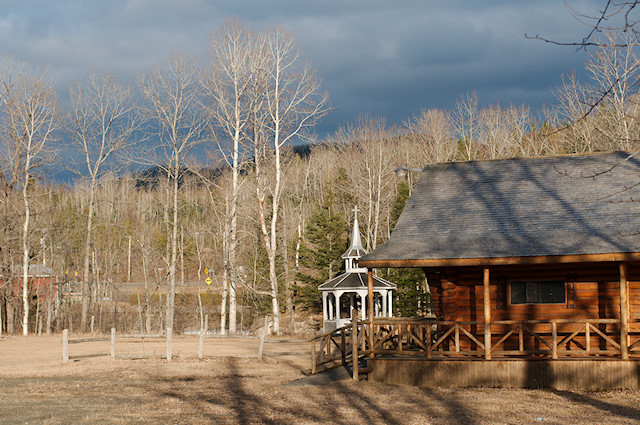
167, 161, 179, 338
82, 181, 96, 332
22, 177, 31, 336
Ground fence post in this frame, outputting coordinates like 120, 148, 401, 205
311, 338, 317, 374
352, 308, 359, 381
90, 316, 95, 335
205, 314, 209, 334
166, 327, 173, 361
258, 316, 268, 361
62, 329, 69, 362
199, 327, 204, 359
110, 328, 116, 360
341, 329, 346, 366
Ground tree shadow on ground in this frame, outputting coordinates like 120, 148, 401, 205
549, 389, 640, 422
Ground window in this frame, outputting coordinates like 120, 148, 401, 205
510, 280, 565, 305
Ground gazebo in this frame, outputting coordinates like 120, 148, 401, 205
318, 206, 396, 333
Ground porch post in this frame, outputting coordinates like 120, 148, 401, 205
368, 270, 375, 360
620, 262, 629, 360
336, 292, 341, 322
483, 267, 491, 360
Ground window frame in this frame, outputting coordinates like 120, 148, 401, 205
507, 279, 567, 306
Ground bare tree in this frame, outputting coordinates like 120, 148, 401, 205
137, 52, 206, 349
584, 32, 640, 150
0, 60, 59, 335
204, 20, 256, 334
452, 92, 480, 160
254, 27, 329, 334
404, 108, 456, 163
68, 69, 141, 332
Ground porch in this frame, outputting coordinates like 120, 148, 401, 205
309, 316, 640, 389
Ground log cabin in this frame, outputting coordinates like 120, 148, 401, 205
352, 152, 640, 388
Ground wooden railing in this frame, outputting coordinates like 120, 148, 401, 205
310, 317, 640, 375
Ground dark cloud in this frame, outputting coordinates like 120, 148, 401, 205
0, 0, 603, 137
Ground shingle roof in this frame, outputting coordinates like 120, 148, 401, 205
360, 152, 640, 265
318, 272, 396, 290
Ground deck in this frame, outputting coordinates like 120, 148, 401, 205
309, 316, 640, 389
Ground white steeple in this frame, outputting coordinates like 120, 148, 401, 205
342, 205, 367, 272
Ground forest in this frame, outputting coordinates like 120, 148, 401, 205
1, 22, 639, 337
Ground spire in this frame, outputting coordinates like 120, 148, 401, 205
350, 205, 364, 251
342, 205, 367, 261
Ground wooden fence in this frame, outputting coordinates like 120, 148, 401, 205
62, 328, 167, 362
61, 321, 306, 363
310, 316, 640, 379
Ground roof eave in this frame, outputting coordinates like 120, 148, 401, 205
359, 252, 640, 268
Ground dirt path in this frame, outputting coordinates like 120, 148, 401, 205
2, 335, 640, 424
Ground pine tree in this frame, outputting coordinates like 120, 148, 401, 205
295, 191, 347, 311
380, 181, 431, 316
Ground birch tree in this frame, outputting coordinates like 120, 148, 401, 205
68, 70, 141, 332
255, 27, 329, 333
0, 61, 59, 335
137, 53, 206, 348
204, 20, 255, 334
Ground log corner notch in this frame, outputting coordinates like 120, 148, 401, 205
620, 262, 629, 360
483, 267, 491, 360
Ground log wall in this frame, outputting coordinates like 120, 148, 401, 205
424, 262, 640, 352
426, 262, 640, 323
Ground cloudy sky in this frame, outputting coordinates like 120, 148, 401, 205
0, 0, 603, 137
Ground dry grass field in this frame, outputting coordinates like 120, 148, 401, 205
2, 334, 640, 424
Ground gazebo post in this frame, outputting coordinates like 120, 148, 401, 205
483, 267, 491, 360
382, 290, 388, 317
322, 292, 328, 321
620, 262, 629, 360
328, 294, 334, 320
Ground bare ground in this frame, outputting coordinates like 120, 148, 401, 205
2, 335, 640, 424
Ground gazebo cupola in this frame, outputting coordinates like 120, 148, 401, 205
318, 206, 396, 333
342, 206, 367, 273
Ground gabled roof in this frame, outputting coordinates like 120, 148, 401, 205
318, 271, 396, 290
360, 152, 640, 268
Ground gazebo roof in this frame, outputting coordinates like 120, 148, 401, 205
317, 271, 396, 291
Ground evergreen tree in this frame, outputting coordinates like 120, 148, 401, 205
380, 181, 431, 316
295, 190, 348, 311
